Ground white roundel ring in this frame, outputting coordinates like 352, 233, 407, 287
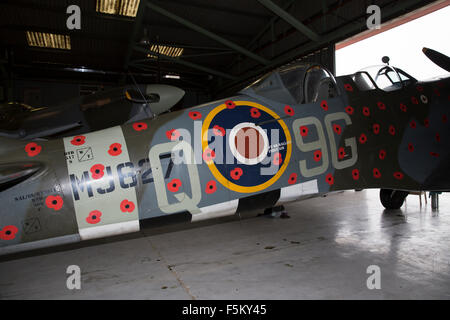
228, 122, 269, 165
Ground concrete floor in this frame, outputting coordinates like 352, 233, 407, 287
1, 189, 449, 299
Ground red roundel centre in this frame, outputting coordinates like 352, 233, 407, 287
234, 127, 265, 160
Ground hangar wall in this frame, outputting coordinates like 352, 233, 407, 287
11, 78, 211, 111
294, 45, 336, 75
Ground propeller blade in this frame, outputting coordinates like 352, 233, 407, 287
423, 47, 450, 72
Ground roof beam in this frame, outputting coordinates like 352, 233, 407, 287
143, 23, 253, 40
152, 0, 271, 20
247, 0, 297, 51
257, 0, 321, 42
145, 1, 270, 66
226, 0, 296, 71
133, 45, 237, 80
219, 0, 429, 93
124, 0, 147, 70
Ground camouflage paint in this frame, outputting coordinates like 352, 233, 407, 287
1, 72, 449, 255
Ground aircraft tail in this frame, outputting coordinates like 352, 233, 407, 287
0, 137, 43, 191
0, 137, 28, 155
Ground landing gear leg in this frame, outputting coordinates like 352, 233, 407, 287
430, 191, 441, 210
380, 189, 409, 209
262, 205, 290, 218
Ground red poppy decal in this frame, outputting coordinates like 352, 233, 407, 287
202, 147, 216, 163
166, 129, 180, 141
373, 123, 380, 135
344, 84, 353, 92
359, 133, 367, 144
320, 100, 328, 111
284, 105, 295, 116
133, 122, 148, 131
167, 179, 182, 192
86, 210, 102, 224
388, 125, 396, 136
408, 143, 414, 152
225, 100, 236, 109
400, 103, 407, 112
393, 172, 404, 180
409, 121, 416, 129
0, 225, 18, 240
362, 106, 370, 117
436, 133, 441, 142
338, 147, 346, 160
411, 96, 419, 105
120, 199, 135, 213
288, 173, 297, 185
416, 85, 423, 92
71, 135, 86, 146
313, 150, 322, 162
205, 180, 217, 194
333, 124, 342, 135
325, 174, 334, 186
108, 143, 122, 156
424, 118, 430, 128
45, 195, 63, 211
373, 168, 381, 179
24, 142, 42, 157
300, 126, 309, 137
377, 101, 386, 110
443, 115, 448, 123
230, 167, 243, 180
250, 107, 261, 118
379, 149, 386, 160
90, 164, 105, 180
352, 169, 360, 181
430, 152, 440, 157
345, 106, 354, 115
272, 152, 282, 166
213, 125, 225, 136
189, 111, 202, 120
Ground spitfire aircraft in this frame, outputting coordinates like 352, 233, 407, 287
0, 84, 185, 140
0, 48, 449, 255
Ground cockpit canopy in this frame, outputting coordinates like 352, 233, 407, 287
352, 65, 416, 92
241, 63, 339, 105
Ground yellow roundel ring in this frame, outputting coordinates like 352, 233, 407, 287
201, 100, 292, 193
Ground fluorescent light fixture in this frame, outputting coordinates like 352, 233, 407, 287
147, 45, 184, 59
96, 0, 140, 17
163, 74, 181, 79
26, 31, 71, 50
66, 67, 100, 73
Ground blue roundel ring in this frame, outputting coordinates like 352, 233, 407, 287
201, 100, 292, 193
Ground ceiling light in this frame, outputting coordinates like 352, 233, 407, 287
163, 74, 181, 79
26, 31, 71, 50
96, 0, 140, 17
147, 45, 184, 59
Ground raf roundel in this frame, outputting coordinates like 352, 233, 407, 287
201, 101, 292, 193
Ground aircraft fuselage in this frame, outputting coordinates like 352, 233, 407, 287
1, 75, 449, 255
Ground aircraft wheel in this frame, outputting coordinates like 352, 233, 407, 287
379, 189, 409, 209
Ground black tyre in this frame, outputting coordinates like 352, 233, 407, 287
380, 189, 409, 209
